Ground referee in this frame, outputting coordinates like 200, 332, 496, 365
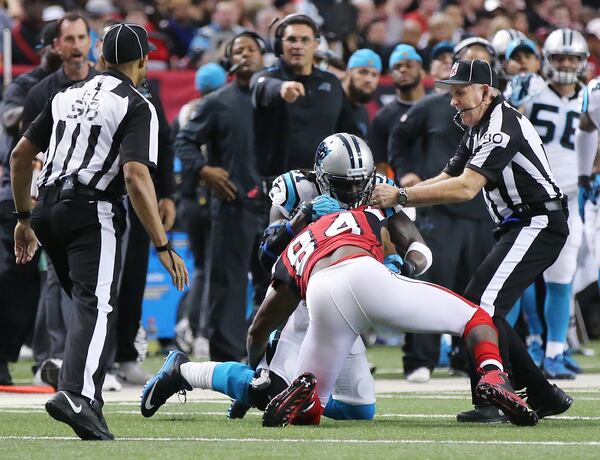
371, 60, 573, 420
10, 24, 188, 440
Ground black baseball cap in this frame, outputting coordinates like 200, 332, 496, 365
102, 23, 157, 64
36, 21, 59, 50
435, 59, 499, 89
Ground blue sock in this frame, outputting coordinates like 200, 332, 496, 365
506, 298, 521, 327
211, 362, 255, 406
521, 283, 543, 336
324, 397, 375, 420
544, 282, 572, 343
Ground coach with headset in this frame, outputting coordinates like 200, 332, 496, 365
251, 14, 358, 178
175, 31, 266, 363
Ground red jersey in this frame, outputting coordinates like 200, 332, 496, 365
274, 207, 386, 298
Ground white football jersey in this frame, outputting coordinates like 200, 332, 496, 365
581, 76, 600, 135
269, 169, 402, 218
520, 82, 582, 195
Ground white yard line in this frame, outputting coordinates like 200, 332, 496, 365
1, 435, 600, 446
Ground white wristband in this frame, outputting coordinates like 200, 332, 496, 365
406, 241, 433, 276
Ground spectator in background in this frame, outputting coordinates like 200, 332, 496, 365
504, 37, 542, 77
362, 17, 394, 72
456, 0, 485, 32
585, 18, 600, 77
11, 0, 45, 65
548, 2, 574, 29
422, 13, 458, 69
125, 2, 171, 69
160, 0, 205, 62
343, 49, 382, 138
369, 44, 425, 174
172, 62, 227, 359
176, 31, 266, 363
186, 0, 245, 67
85, 0, 117, 63
401, 18, 423, 50
403, 0, 440, 35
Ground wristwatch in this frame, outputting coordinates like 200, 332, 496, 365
397, 188, 409, 205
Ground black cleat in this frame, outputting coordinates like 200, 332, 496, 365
40, 359, 62, 390
457, 404, 509, 423
0, 361, 13, 385
228, 399, 251, 419
476, 370, 538, 426
140, 350, 192, 418
45, 391, 114, 440
263, 372, 318, 427
527, 384, 573, 419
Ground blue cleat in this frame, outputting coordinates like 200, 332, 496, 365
527, 339, 544, 367
140, 350, 192, 417
562, 350, 583, 374
543, 355, 576, 380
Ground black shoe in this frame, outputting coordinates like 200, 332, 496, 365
227, 399, 251, 419
527, 384, 573, 419
0, 361, 13, 385
457, 404, 509, 423
140, 350, 192, 418
40, 359, 62, 390
45, 391, 114, 440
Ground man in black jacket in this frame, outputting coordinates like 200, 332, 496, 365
0, 22, 61, 385
176, 32, 266, 362
250, 14, 357, 178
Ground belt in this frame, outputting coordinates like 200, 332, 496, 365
507, 197, 566, 220
38, 181, 119, 204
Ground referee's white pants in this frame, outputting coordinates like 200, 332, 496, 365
296, 256, 479, 406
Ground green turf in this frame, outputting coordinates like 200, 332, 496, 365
2, 342, 599, 459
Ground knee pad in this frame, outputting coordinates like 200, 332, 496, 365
324, 398, 375, 420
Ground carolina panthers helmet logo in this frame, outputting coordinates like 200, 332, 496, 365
316, 142, 331, 163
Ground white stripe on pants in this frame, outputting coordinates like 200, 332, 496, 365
82, 201, 117, 401
296, 256, 479, 406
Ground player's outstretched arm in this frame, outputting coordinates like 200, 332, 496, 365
247, 282, 301, 369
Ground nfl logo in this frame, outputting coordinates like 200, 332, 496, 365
450, 62, 459, 78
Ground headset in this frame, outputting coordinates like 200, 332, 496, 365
222, 31, 268, 73
271, 13, 320, 57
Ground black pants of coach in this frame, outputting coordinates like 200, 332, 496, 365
0, 200, 41, 363
403, 209, 495, 375
32, 197, 125, 404
462, 210, 569, 402
203, 202, 266, 362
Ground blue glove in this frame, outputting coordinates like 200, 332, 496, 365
384, 254, 404, 273
578, 175, 599, 222
310, 194, 344, 220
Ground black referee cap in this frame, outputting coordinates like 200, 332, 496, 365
435, 59, 499, 89
102, 23, 157, 64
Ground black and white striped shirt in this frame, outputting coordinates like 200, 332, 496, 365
23, 70, 158, 197
444, 96, 562, 223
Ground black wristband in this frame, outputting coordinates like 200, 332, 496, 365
156, 241, 172, 252
400, 259, 417, 278
13, 210, 32, 220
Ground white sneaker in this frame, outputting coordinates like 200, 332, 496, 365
117, 361, 152, 385
406, 367, 431, 383
103, 373, 122, 392
19, 345, 33, 360
175, 318, 194, 354
193, 336, 210, 360
33, 367, 44, 386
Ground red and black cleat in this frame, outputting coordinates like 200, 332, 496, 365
262, 372, 321, 427
476, 370, 539, 426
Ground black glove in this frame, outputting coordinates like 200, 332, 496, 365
400, 259, 418, 278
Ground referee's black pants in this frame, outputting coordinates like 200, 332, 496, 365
462, 211, 569, 403
32, 197, 125, 404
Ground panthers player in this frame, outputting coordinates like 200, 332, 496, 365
511, 28, 588, 379
141, 134, 425, 421
491, 28, 527, 90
